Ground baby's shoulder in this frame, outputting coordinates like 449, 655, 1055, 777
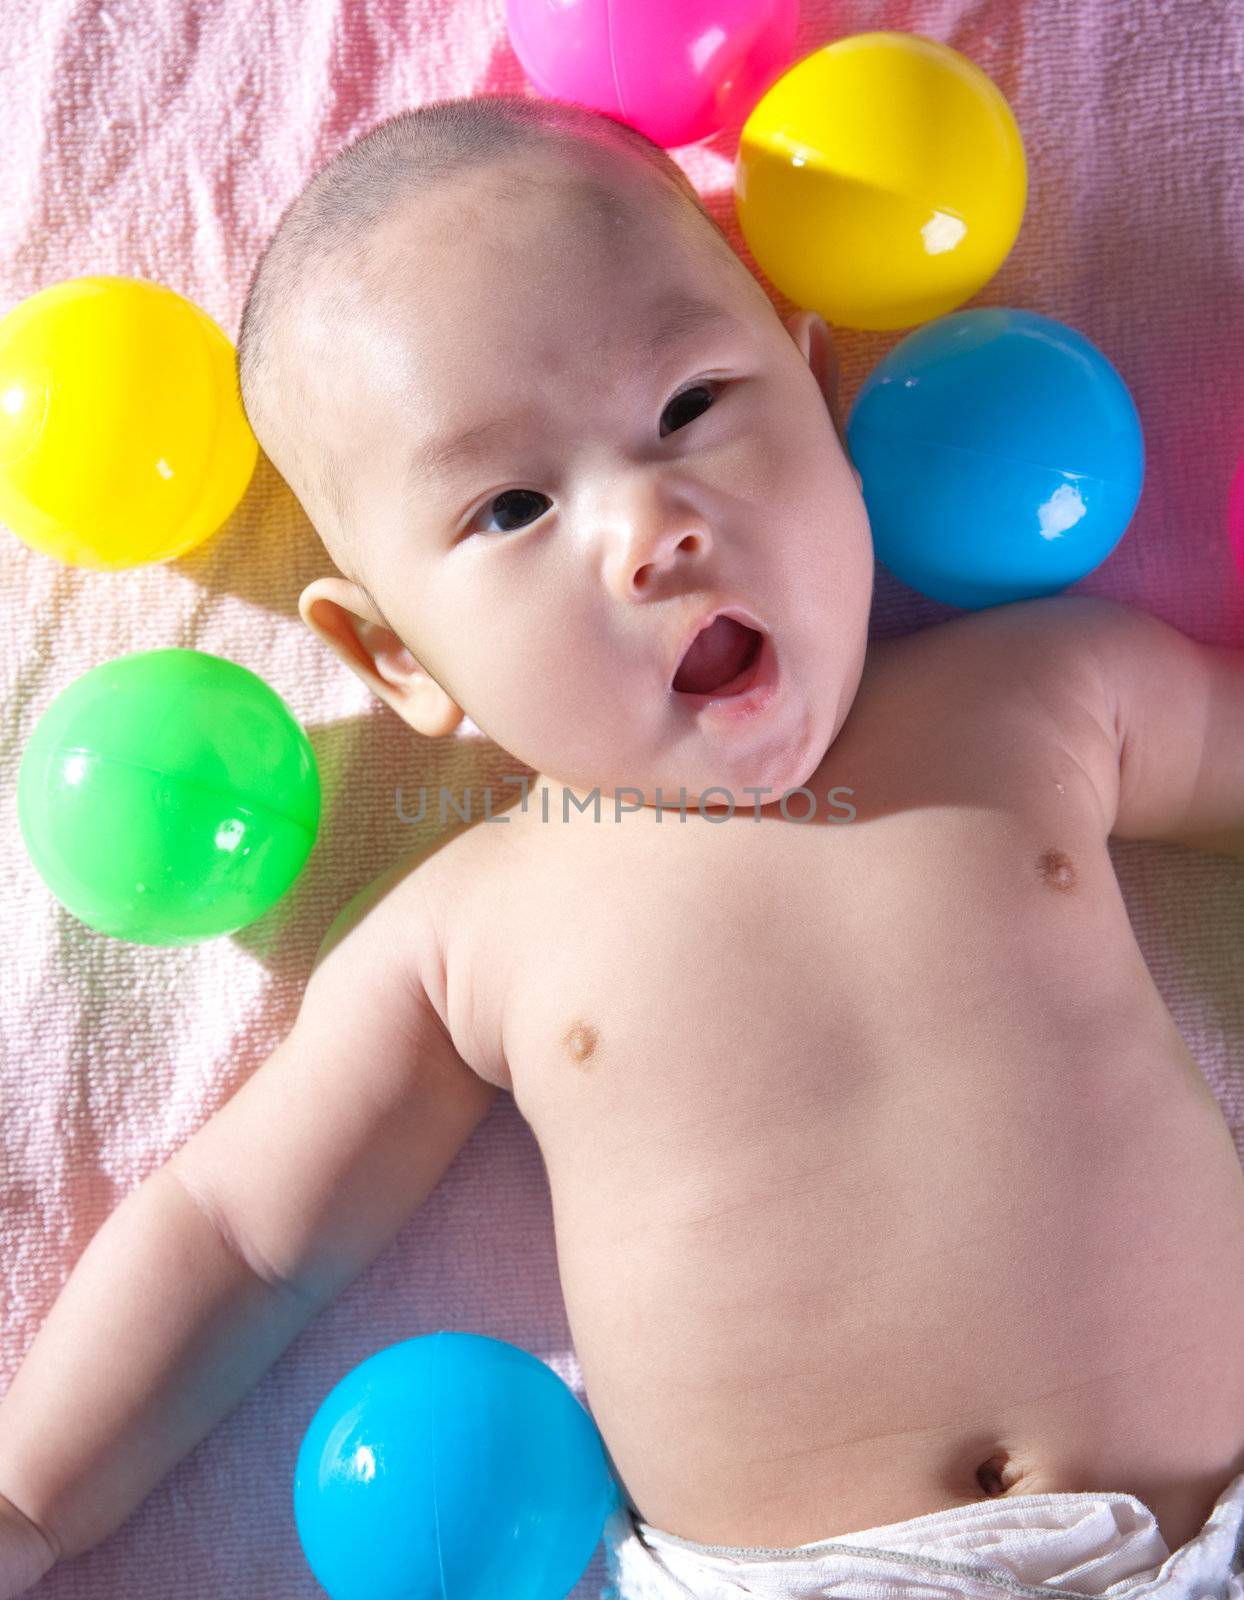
882, 594, 1110, 707
875, 594, 1106, 687
315, 807, 494, 957
306, 805, 520, 1074
860, 596, 1122, 810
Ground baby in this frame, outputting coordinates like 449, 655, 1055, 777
3, 91, 1244, 1600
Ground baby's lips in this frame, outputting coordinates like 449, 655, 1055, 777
668, 604, 769, 691
672, 616, 761, 695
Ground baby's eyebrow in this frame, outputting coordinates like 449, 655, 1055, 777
409, 294, 741, 485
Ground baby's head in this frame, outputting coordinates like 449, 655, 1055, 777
237, 94, 873, 807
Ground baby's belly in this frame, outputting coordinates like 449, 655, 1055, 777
533, 1014, 1244, 1557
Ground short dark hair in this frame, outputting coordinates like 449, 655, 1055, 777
235, 92, 735, 612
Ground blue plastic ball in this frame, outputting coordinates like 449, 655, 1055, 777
293, 1332, 618, 1600
845, 308, 1145, 609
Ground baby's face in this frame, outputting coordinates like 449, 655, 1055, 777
311, 153, 874, 805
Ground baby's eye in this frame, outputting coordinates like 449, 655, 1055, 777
659, 383, 717, 438
471, 383, 720, 536
478, 488, 552, 535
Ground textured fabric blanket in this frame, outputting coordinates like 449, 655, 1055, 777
1, 0, 1241, 1594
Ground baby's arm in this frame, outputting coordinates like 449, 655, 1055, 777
1010, 595, 1240, 857
1080, 598, 1244, 861
0, 860, 497, 1592
962, 595, 1244, 861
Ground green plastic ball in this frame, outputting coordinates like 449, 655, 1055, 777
18, 649, 320, 946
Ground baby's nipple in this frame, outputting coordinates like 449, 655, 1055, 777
563, 1020, 599, 1066
1036, 848, 1077, 891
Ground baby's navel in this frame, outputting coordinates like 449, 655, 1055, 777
974, 1450, 1027, 1496
563, 1020, 599, 1066
1036, 847, 1077, 891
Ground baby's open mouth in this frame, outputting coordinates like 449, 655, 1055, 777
672, 615, 764, 697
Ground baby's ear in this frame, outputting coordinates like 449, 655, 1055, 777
784, 309, 862, 492
298, 575, 465, 738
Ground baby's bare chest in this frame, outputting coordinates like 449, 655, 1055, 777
484, 710, 1137, 1098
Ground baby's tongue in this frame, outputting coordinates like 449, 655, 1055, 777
672, 615, 755, 695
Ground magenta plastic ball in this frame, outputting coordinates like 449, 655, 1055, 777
1230, 452, 1244, 582
505, 0, 799, 149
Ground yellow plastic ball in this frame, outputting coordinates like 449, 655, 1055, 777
0, 275, 258, 568
735, 32, 1027, 331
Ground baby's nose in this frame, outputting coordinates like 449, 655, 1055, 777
615, 515, 712, 597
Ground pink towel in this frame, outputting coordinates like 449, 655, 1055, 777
2, 1, 1242, 1594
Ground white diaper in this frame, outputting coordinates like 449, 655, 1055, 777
601, 1473, 1244, 1600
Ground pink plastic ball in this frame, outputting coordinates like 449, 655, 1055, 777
505, 0, 800, 149
1230, 451, 1244, 582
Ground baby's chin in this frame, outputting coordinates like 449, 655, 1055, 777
510, 632, 862, 811
667, 661, 854, 805
533, 726, 833, 815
